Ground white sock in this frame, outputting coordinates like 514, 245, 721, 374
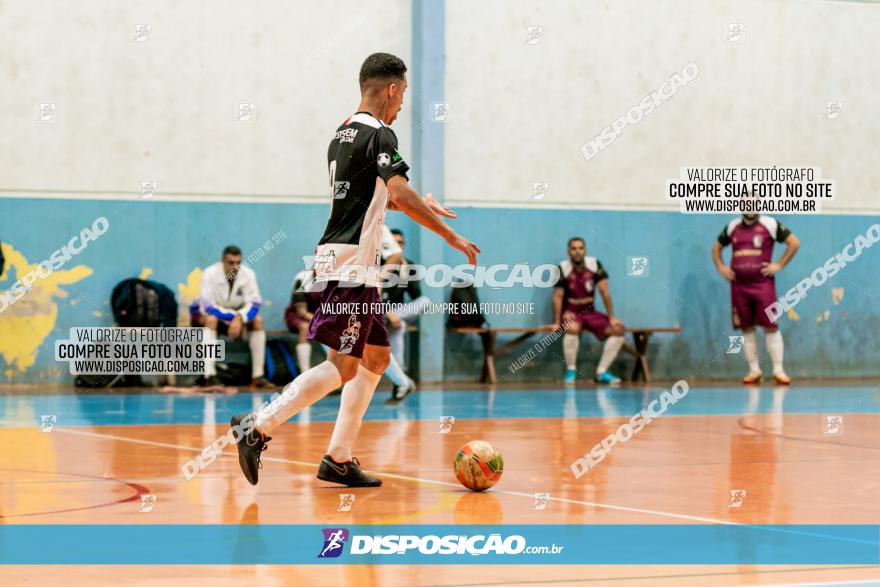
327, 365, 381, 462
563, 334, 579, 370
204, 328, 217, 377
765, 329, 785, 375
249, 329, 266, 379
596, 335, 624, 375
296, 342, 311, 372
743, 330, 760, 373
384, 353, 408, 387
254, 361, 342, 435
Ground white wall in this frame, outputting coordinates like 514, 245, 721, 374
0, 0, 412, 201
444, 0, 880, 213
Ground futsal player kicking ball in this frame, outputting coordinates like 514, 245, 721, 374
231, 53, 479, 487
712, 213, 799, 384
550, 237, 626, 385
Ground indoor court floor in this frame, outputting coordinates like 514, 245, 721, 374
2, 382, 879, 586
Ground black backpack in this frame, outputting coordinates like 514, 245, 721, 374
264, 337, 299, 385
111, 278, 177, 327
447, 283, 487, 328
215, 361, 252, 386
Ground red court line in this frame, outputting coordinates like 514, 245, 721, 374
0, 468, 150, 519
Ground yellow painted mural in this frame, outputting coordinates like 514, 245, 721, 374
0, 243, 91, 377
177, 268, 203, 325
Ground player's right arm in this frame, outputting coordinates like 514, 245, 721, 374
550, 287, 564, 329
386, 175, 480, 265
712, 226, 736, 281
547, 267, 564, 329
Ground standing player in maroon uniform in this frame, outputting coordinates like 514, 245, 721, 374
712, 213, 800, 384
549, 237, 626, 384
230, 53, 480, 487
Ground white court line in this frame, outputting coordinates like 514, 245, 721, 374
54, 426, 742, 526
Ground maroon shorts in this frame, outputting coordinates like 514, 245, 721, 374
285, 299, 321, 333
563, 309, 611, 340
731, 279, 778, 329
308, 281, 389, 359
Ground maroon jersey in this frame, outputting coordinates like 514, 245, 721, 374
554, 257, 608, 313
291, 271, 321, 313
718, 216, 792, 283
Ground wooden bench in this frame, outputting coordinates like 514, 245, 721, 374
449, 326, 681, 384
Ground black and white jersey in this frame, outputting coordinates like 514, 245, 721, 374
313, 112, 410, 287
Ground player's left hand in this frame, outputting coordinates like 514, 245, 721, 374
446, 232, 480, 265
609, 316, 624, 330
761, 262, 782, 276
423, 193, 457, 219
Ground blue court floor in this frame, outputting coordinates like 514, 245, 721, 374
2, 383, 878, 428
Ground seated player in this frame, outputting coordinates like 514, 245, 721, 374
549, 237, 626, 385
381, 228, 430, 402
191, 245, 273, 388
712, 213, 799, 384
285, 269, 323, 371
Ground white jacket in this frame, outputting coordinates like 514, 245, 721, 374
198, 261, 262, 322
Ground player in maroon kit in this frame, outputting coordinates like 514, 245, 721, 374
712, 213, 800, 384
549, 237, 626, 384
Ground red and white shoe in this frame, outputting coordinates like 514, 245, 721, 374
742, 372, 763, 385
772, 371, 791, 385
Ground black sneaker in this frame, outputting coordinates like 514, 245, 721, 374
385, 379, 415, 405
316, 455, 382, 487
385, 385, 398, 405
230, 413, 271, 486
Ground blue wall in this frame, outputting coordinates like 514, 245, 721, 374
445, 208, 880, 382
1, 197, 878, 383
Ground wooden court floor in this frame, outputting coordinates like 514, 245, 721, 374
1, 384, 879, 585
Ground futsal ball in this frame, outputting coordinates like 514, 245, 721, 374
454, 440, 503, 491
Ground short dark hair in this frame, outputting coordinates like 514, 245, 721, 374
222, 245, 242, 257
359, 53, 407, 88
390, 228, 404, 238
567, 237, 585, 247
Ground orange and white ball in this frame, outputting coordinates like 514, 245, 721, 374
454, 440, 504, 491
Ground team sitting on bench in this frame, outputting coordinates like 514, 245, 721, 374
188, 232, 695, 389
190, 207, 794, 389
189, 233, 633, 390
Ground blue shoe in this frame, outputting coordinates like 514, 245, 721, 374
563, 369, 577, 383
595, 371, 621, 385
